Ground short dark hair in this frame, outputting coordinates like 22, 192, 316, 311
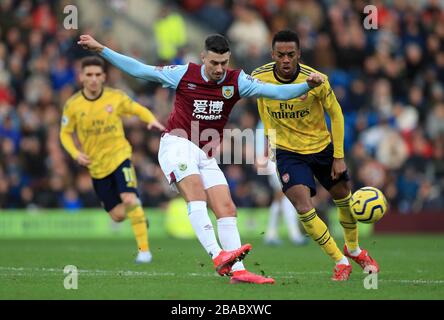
81, 56, 105, 71
272, 30, 300, 49
205, 34, 230, 54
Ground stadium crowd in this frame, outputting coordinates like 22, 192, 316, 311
0, 0, 443, 213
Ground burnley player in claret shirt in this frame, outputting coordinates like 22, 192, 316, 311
78, 33, 324, 284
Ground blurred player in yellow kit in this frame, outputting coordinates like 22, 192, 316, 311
252, 30, 379, 280
60, 56, 165, 263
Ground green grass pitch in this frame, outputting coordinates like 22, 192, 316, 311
1, 235, 443, 300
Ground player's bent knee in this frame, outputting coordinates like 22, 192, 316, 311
120, 193, 138, 208
176, 176, 207, 202
215, 201, 237, 218
111, 214, 126, 222
109, 207, 126, 222
285, 197, 311, 214
109, 211, 126, 222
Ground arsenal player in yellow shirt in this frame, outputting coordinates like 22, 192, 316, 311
253, 30, 380, 280
60, 56, 164, 263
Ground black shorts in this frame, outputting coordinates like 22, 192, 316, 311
275, 143, 349, 197
92, 159, 139, 212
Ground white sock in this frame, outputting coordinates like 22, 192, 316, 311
265, 200, 280, 241
187, 201, 222, 259
347, 245, 362, 257
336, 256, 350, 266
281, 196, 305, 242
217, 217, 245, 272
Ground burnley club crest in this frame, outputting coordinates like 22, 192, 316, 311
222, 86, 234, 99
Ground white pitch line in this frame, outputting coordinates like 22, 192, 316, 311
0, 267, 327, 277
0, 266, 176, 277
380, 279, 444, 284
0, 267, 443, 285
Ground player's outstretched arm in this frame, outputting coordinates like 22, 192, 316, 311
239, 71, 324, 100
78, 35, 187, 88
78, 34, 148, 79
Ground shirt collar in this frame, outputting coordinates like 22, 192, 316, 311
201, 65, 227, 84
273, 64, 300, 84
81, 87, 104, 101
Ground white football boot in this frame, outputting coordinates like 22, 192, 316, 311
135, 251, 152, 264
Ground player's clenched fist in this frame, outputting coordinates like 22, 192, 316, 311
306, 73, 325, 88
77, 35, 105, 53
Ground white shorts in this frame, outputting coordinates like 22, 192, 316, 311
158, 133, 228, 191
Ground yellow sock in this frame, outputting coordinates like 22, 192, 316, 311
333, 192, 359, 251
127, 206, 149, 252
299, 208, 343, 262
